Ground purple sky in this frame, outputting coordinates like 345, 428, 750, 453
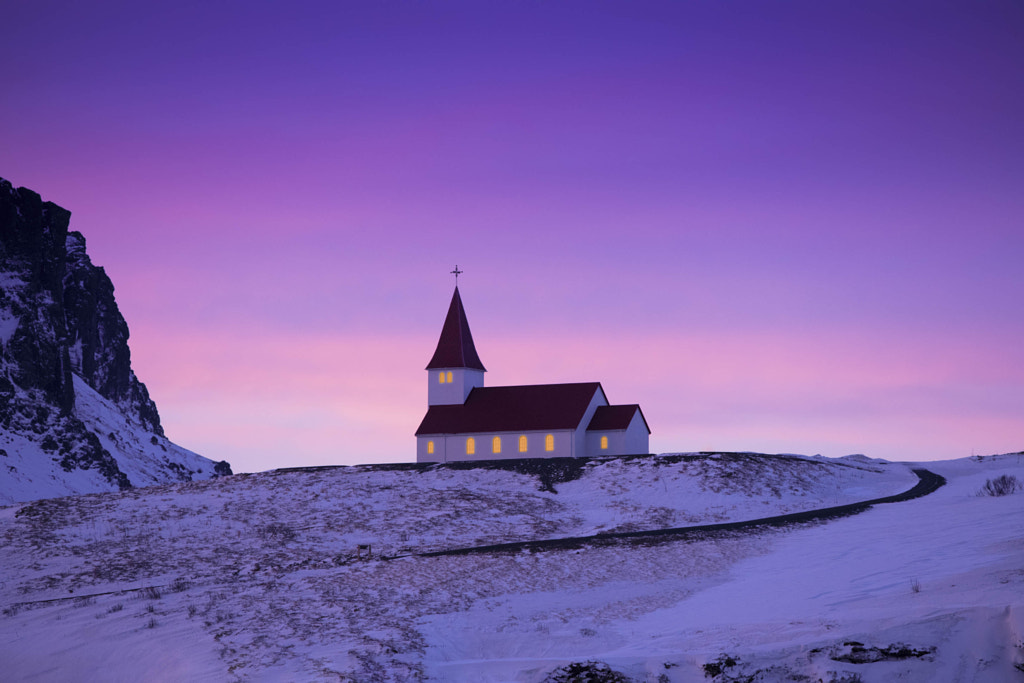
3, 1, 1022, 471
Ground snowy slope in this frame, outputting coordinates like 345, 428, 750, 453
0, 425, 114, 504
70, 375, 221, 490
0, 375, 222, 505
424, 454, 1024, 681
0, 452, 1020, 682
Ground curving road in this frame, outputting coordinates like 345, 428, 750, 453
412, 468, 946, 559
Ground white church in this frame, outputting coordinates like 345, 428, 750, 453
416, 284, 650, 463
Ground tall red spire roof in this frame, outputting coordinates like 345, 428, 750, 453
426, 287, 486, 371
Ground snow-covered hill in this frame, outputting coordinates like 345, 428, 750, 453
2, 451, 1019, 681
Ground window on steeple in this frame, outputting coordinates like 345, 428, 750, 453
466, 437, 475, 455
492, 436, 501, 454
519, 435, 527, 452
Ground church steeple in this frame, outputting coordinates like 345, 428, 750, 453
426, 286, 486, 371
426, 285, 485, 406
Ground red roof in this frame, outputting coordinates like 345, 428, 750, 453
415, 382, 606, 435
425, 287, 486, 371
587, 404, 650, 434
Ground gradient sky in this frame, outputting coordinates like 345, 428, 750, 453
3, 1, 1022, 472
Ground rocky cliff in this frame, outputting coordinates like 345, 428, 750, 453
0, 178, 230, 504
64, 231, 163, 434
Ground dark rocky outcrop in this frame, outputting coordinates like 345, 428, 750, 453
1, 177, 227, 499
64, 231, 163, 434
0, 181, 74, 413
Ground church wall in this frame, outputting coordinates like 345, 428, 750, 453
417, 429, 576, 463
427, 368, 484, 406
417, 435, 447, 463
585, 412, 650, 457
585, 429, 616, 456
573, 390, 608, 458
622, 411, 650, 454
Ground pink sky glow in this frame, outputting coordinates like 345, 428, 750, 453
3, 1, 1022, 471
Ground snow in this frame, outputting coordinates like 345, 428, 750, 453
0, 272, 26, 342
0, 310, 18, 343
0, 428, 115, 504
0, 375, 221, 506
70, 374, 219, 489
0, 452, 1021, 681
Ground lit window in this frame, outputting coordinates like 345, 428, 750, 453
492, 436, 501, 453
439, 372, 446, 384
427, 440, 434, 454
446, 371, 453, 383
545, 434, 554, 451
466, 437, 475, 455
519, 435, 527, 452
600, 435, 608, 450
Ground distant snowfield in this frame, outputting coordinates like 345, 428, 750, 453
1, 452, 1021, 681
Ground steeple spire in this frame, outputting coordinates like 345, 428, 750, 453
426, 287, 486, 371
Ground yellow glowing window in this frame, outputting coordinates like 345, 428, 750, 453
427, 440, 434, 454
545, 434, 554, 451
438, 372, 446, 384
600, 435, 608, 450
446, 371, 453, 383
466, 437, 475, 455
492, 436, 501, 453
519, 435, 528, 452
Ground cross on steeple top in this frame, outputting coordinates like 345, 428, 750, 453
450, 265, 463, 285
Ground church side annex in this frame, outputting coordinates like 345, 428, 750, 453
415, 281, 650, 463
